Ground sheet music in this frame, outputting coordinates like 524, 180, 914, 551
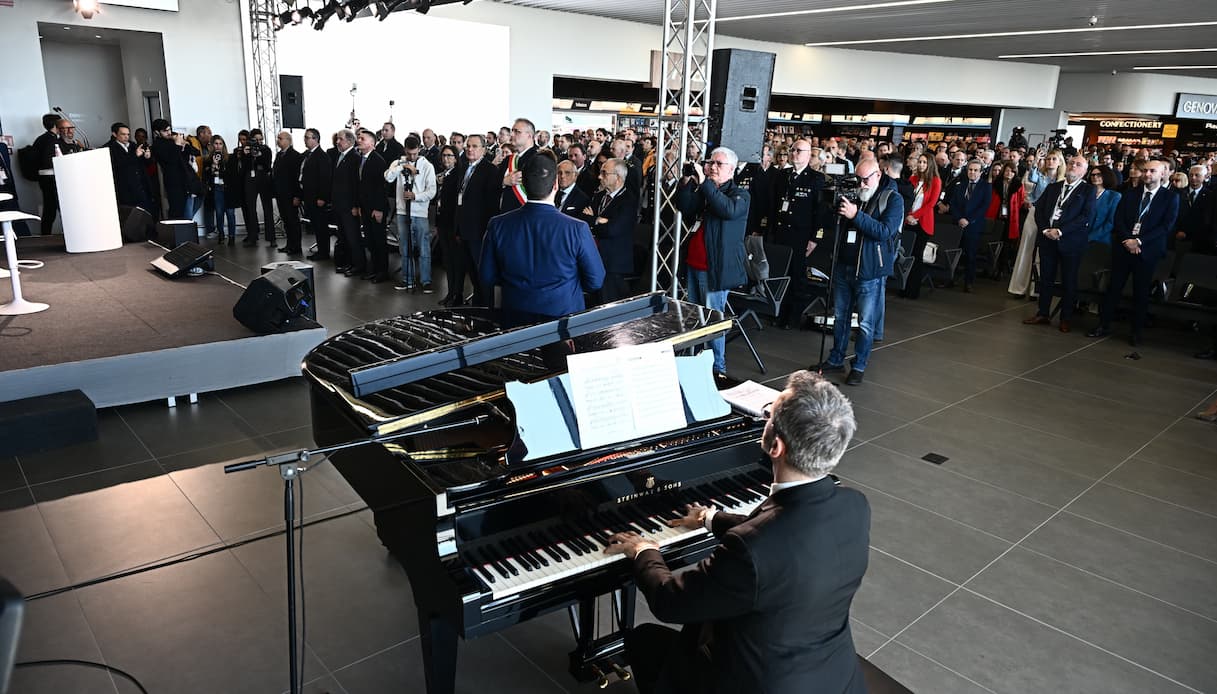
719, 380, 781, 418
567, 343, 687, 450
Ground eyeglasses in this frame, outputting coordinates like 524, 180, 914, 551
706, 160, 731, 168
792, 148, 811, 153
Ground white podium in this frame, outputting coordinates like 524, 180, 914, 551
53, 148, 122, 253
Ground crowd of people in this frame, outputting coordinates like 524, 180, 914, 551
10, 112, 1217, 376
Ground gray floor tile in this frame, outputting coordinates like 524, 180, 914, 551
169, 459, 350, 541
899, 590, 1195, 694
965, 378, 1173, 458
218, 377, 314, 435
847, 404, 910, 443
836, 380, 945, 422
8, 592, 111, 694
7, 662, 120, 694
890, 406, 1121, 480
894, 325, 1074, 376
29, 460, 166, 503
333, 634, 566, 694
0, 489, 70, 596
861, 345, 1010, 404
851, 548, 957, 638
869, 641, 994, 694
117, 395, 264, 458
156, 436, 276, 473
78, 550, 328, 694
839, 444, 1057, 541
1023, 512, 1217, 621
1105, 458, 1217, 516
1077, 334, 1217, 385
1066, 483, 1217, 562
1137, 424, 1217, 479
851, 484, 1011, 583
35, 468, 222, 583
869, 421, 1099, 507
17, 410, 153, 486
1023, 354, 1217, 417
850, 617, 889, 658
0, 456, 23, 493
230, 513, 418, 670
968, 547, 1217, 692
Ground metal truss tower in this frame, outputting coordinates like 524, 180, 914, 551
649, 0, 717, 298
250, 0, 282, 135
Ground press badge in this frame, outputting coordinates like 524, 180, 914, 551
846, 230, 857, 244
1001, 205, 1009, 217
815, 229, 824, 240
1132, 222, 1141, 236
781, 200, 790, 212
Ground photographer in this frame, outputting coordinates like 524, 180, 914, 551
814, 159, 904, 386
238, 128, 274, 246
150, 118, 201, 220
385, 135, 438, 292
105, 121, 155, 213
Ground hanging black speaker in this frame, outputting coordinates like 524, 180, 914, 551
280, 74, 306, 130
706, 49, 776, 164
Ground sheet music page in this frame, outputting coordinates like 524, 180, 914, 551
567, 344, 687, 450
719, 380, 781, 418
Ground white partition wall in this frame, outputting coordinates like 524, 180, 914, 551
53, 149, 123, 253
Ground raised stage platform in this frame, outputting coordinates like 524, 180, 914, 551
0, 237, 326, 407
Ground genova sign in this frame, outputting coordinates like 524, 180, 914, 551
1176, 93, 1217, 119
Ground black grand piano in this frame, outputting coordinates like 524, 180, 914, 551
303, 293, 773, 693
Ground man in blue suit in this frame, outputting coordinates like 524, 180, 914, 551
1024, 153, 1094, 332
480, 150, 605, 328
1088, 158, 1180, 346
947, 160, 991, 292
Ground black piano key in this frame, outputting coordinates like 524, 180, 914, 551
505, 538, 539, 571
474, 564, 496, 584
477, 550, 510, 579
622, 506, 660, 533
539, 530, 572, 561
527, 538, 552, 567
491, 545, 520, 576
553, 526, 585, 555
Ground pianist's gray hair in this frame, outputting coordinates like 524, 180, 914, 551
770, 371, 855, 476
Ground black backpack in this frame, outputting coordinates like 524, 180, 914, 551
16, 145, 40, 181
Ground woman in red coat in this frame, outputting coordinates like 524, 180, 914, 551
901, 152, 941, 299
989, 161, 1026, 277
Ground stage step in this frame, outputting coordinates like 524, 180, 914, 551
0, 389, 97, 457
860, 654, 915, 694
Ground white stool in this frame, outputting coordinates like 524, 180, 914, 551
0, 210, 48, 315
0, 194, 11, 279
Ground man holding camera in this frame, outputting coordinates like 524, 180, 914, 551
150, 118, 201, 220
385, 135, 437, 292
238, 128, 274, 246
106, 122, 155, 213
815, 159, 904, 386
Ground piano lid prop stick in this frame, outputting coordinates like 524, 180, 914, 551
223, 414, 489, 475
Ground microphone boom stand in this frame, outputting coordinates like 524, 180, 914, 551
223, 413, 488, 694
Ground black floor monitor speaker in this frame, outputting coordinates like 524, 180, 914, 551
119, 205, 155, 242
156, 219, 199, 247
280, 74, 305, 130
707, 48, 776, 164
233, 266, 314, 333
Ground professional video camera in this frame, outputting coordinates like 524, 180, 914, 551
1047, 128, 1068, 151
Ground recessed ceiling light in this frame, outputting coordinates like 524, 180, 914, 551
1000, 48, 1217, 59
63, 26, 71, 30
717, 0, 954, 23
95, 34, 102, 38
1132, 65, 1217, 71
805, 20, 1217, 47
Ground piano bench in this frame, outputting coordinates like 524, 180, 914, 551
860, 654, 914, 694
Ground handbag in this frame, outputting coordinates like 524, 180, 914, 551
921, 240, 939, 265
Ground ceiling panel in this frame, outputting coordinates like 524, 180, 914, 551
493, 0, 1217, 79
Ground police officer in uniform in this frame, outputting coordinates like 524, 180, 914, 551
771, 139, 827, 329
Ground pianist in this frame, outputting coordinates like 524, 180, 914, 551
604, 370, 871, 694
480, 150, 606, 328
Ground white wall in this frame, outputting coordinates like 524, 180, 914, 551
420, 1, 1060, 126
1056, 72, 1217, 116
40, 39, 128, 144
274, 12, 510, 137
117, 31, 170, 133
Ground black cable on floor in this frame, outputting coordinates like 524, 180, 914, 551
13, 658, 150, 694
21, 503, 369, 603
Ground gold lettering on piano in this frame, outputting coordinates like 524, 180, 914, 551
616, 481, 682, 504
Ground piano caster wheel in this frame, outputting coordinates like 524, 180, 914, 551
590, 665, 610, 689
612, 663, 632, 682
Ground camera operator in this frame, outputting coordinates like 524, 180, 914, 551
814, 159, 904, 386
238, 128, 274, 246
771, 138, 828, 329
385, 135, 438, 292
150, 118, 201, 220
1008, 127, 1028, 153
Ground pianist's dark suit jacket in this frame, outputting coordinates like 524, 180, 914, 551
632, 477, 870, 694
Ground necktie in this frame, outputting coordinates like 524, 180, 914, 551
1191, 190, 1198, 206
359, 154, 366, 178
966, 183, 974, 201
1140, 190, 1151, 215
598, 192, 611, 215
555, 189, 566, 208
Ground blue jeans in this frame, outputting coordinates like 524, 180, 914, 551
183, 193, 199, 222
874, 282, 886, 341
686, 268, 728, 374
828, 271, 884, 373
211, 186, 236, 239
396, 214, 432, 285
201, 191, 216, 235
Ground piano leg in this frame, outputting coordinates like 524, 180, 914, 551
567, 587, 638, 687
418, 613, 459, 694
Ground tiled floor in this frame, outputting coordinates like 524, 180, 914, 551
2, 240, 1216, 694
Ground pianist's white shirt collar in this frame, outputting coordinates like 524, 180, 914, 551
770, 475, 828, 495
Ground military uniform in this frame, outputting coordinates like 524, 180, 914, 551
771, 165, 829, 328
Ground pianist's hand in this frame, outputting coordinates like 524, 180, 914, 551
603, 531, 659, 561
670, 502, 709, 530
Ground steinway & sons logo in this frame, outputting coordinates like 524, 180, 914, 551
616, 473, 681, 504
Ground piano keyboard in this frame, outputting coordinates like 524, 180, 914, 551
468, 476, 770, 600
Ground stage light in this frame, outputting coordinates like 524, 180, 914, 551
292, 6, 314, 24
314, 0, 340, 28
274, 10, 292, 30
341, 0, 369, 21
73, 0, 101, 19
